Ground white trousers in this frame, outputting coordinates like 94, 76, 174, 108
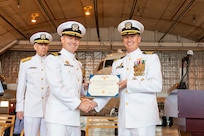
47, 122, 81, 136
24, 117, 47, 136
118, 126, 156, 136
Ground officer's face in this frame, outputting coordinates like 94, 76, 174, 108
34, 43, 49, 57
122, 34, 141, 53
61, 35, 80, 53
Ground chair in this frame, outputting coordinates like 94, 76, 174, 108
85, 116, 118, 136
20, 129, 24, 136
0, 114, 15, 136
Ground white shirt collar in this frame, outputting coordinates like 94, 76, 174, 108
60, 48, 76, 59
126, 48, 142, 58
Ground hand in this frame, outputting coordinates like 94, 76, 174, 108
87, 99, 97, 108
78, 99, 96, 113
17, 111, 24, 120
118, 79, 127, 89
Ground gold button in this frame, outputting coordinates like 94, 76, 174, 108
125, 90, 128, 93
128, 58, 131, 61
41, 87, 44, 90
125, 102, 128, 105
126, 68, 129, 70
41, 78, 44, 80
141, 78, 144, 81
132, 77, 137, 80
42, 97, 44, 99
41, 69, 44, 71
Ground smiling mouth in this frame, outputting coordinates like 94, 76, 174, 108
127, 43, 132, 46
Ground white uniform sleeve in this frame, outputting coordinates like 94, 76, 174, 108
93, 97, 111, 112
16, 62, 27, 112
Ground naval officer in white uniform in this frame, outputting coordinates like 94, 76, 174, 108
45, 21, 94, 136
93, 19, 162, 136
16, 32, 53, 136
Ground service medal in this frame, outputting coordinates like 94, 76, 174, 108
134, 59, 145, 76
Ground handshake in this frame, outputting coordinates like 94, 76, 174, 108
78, 98, 97, 113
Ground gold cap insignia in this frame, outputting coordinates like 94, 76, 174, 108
125, 22, 132, 29
40, 34, 46, 40
72, 24, 79, 31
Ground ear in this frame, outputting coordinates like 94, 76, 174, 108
138, 36, 141, 43
60, 36, 64, 44
33, 43, 37, 50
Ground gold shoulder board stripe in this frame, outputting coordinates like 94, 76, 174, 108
143, 51, 154, 54
21, 57, 32, 62
50, 52, 61, 56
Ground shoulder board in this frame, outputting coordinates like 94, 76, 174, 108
50, 52, 61, 56
120, 56, 125, 59
143, 51, 154, 54
21, 57, 32, 63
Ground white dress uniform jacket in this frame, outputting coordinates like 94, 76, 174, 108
44, 48, 83, 126
94, 48, 162, 128
16, 54, 50, 117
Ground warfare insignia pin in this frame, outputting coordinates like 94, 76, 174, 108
64, 60, 73, 67
116, 63, 124, 69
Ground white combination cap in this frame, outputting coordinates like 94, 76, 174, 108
30, 32, 53, 44
118, 19, 144, 36
57, 21, 86, 38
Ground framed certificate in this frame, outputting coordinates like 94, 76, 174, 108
87, 75, 120, 97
